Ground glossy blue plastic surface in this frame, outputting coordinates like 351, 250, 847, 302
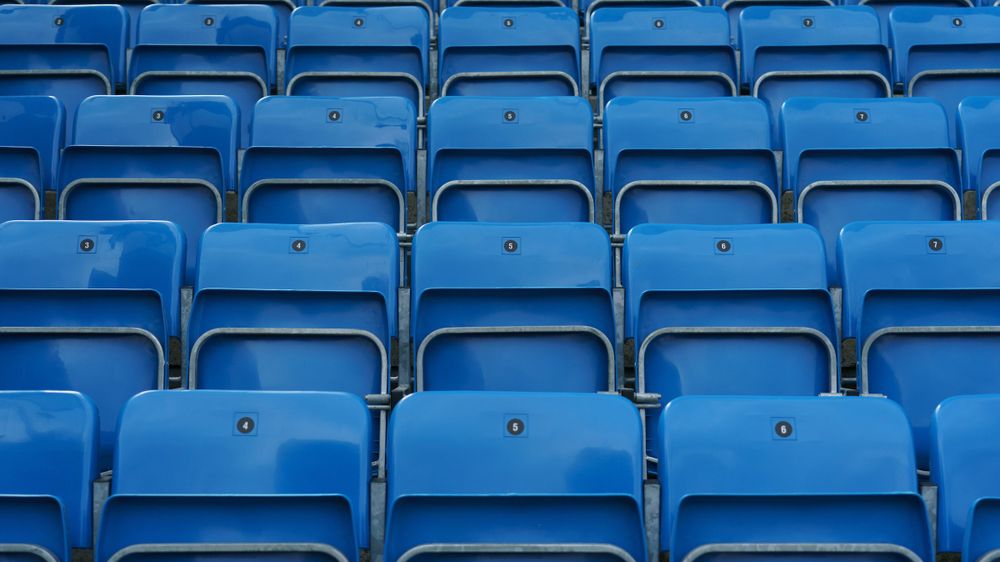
286, 6, 429, 113
60, 95, 237, 285
839, 221, 1000, 468
48, 0, 150, 48
660, 396, 930, 559
100, 390, 371, 559
188, 223, 398, 399
782, 97, 960, 280
965, 498, 1000, 562
741, 6, 891, 143
0, 391, 98, 552
890, 7, 1000, 143
604, 97, 777, 231
842, 0, 971, 43
131, 4, 278, 146
385, 392, 646, 562
590, 7, 735, 105
625, 225, 836, 461
0, 96, 63, 222
0, 220, 183, 471
0, 5, 126, 135
958, 97, 1000, 218
187, 0, 301, 50
438, 7, 581, 97
411, 222, 614, 392
242, 96, 417, 231
427, 96, 595, 223
931, 395, 1000, 555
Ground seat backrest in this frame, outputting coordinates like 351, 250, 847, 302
661, 395, 922, 556
189, 222, 399, 392
386, 391, 646, 562
411, 222, 614, 392
739, 5, 887, 88
112, 389, 371, 547
589, 7, 734, 90
0, 96, 63, 192
426, 96, 595, 222
71, 94, 238, 192
890, 7, 1000, 88
0, 220, 184, 341
0, 391, 98, 552
838, 220, 1000, 339
133, 3, 278, 88
932, 395, 1000, 553
958, 96, 1000, 212
438, 6, 581, 96
287, 6, 429, 87
0, 4, 128, 86
603, 97, 776, 229
624, 223, 831, 340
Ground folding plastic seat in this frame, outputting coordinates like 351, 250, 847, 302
0, 5, 126, 134
285, 6, 429, 116
427, 96, 595, 223
187, 223, 397, 426
625, 224, 838, 461
660, 396, 933, 562
438, 6, 581, 97
589, 7, 735, 113
891, 7, 1000, 144
842, 0, 974, 43
385, 392, 646, 562
0, 96, 63, 223
0, 392, 98, 559
959, 97, 1000, 219
130, 4, 278, 146
48, 0, 150, 48
411, 222, 615, 393
840, 220, 1000, 470
932, 395, 1000, 561
241, 97, 416, 232
583, 0, 703, 40
603, 97, 777, 232
185, 0, 303, 49
0, 221, 183, 472
317, 0, 435, 42
58, 95, 237, 285
782, 97, 961, 280
96, 390, 371, 562
740, 6, 891, 143
723, 0, 834, 44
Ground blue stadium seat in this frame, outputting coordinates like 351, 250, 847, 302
96, 390, 371, 562
959, 97, 1000, 219
58, 95, 237, 285
0, 96, 63, 223
782, 97, 961, 280
741, 6, 891, 143
0, 391, 98, 557
317, 0, 435, 41
286, 6, 429, 116
660, 396, 933, 562
411, 222, 615, 392
932, 395, 1000, 560
0, 221, 183, 471
187, 223, 397, 410
427, 96, 595, 223
723, 0, 834, 44
48, 0, 149, 48
840, 220, 1000, 470
130, 4, 277, 146
583, 0, 702, 40
843, 0, 973, 43
625, 225, 838, 463
242, 96, 417, 232
438, 6, 581, 97
890, 7, 1000, 144
0, 5, 126, 135
590, 8, 736, 112
185, 0, 302, 49
603, 97, 777, 232
385, 392, 646, 562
